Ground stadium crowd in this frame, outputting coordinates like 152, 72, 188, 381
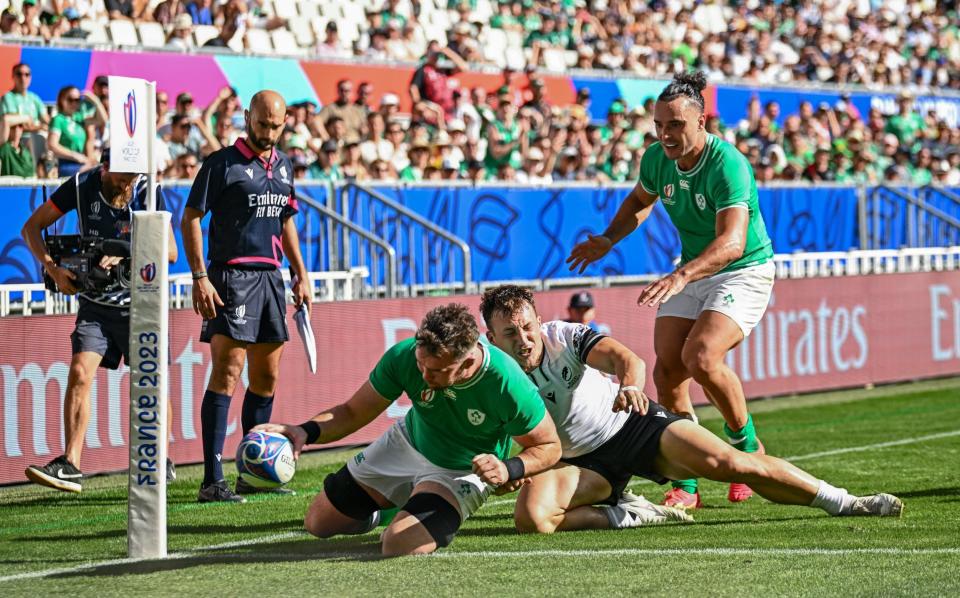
0, 0, 958, 90
0, 0, 958, 183
2, 63, 958, 185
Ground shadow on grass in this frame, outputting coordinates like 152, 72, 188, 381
0, 495, 126, 509
13, 520, 307, 542
888, 486, 960, 500
52, 537, 388, 577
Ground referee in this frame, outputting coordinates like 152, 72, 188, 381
182, 90, 311, 504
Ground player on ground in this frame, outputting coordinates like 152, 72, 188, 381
481, 285, 903, 533
256, 304, 562, 556
182, 90, 311, 503
568, 71, 773, 509
21, 149, 177, 492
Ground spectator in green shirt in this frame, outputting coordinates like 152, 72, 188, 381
0, 63, 48, 142
399, 142, 430, 181
307, 140, 344, 181
48, 86, 99, 177
0, 114, 35, 177
885, 90, 924, 150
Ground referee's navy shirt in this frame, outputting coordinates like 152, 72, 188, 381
186, 138, 299, 270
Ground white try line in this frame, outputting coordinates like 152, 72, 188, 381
3, 545, 959, 581
3, 428, 960, 584
427, 547, 960, 558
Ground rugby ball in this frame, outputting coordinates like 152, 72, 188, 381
235, 431, 296, 488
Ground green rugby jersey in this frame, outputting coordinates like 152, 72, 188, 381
369, 338, 546, 470
638, 134, 774, 272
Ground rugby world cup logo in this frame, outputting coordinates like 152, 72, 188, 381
140, 262, 156, 283
123, 91, 137, 137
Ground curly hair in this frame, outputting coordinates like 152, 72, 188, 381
479, 285, 537, 328
658, 71, 707, 113
415, 303, 479, 359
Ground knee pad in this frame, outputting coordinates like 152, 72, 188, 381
323, 466, 379, 521
401, 493, 462, 548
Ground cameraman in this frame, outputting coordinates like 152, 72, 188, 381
20, 149, 178, 493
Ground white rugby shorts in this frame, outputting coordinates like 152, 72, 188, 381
656, 261, 775, 336
346, 421, 492, 521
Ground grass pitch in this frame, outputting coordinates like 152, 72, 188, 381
1, 378, 959, 597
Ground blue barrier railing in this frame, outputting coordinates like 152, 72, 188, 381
0, 182, 956, 287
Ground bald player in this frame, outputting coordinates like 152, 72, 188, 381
182, 90, 312, 503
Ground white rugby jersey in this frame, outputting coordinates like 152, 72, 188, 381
525, 321, 630, 458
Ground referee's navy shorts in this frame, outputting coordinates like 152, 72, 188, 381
200, 265, 289, 344
562, 401, 684, 505
71, 300, 129, 370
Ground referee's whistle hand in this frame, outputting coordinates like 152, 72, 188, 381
192, 277, 223, 320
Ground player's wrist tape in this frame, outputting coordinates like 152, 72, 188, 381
191, 271, 208, 280
620, 385, 641, 392
299, 421, 322, 445
504, 457, 525, 481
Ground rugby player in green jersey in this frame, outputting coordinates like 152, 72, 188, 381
568, 71, 775, 510
256, 304, 561, 556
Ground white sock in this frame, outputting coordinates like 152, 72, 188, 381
810, 480, 856, 515
602, 504, 631, 529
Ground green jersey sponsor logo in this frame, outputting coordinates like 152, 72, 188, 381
695, 193, 706, 210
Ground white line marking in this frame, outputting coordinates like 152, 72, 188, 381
428, 547, 960, 558
783, 429, 960, 461
3, 545, 958, 581
4, 428, 959, 583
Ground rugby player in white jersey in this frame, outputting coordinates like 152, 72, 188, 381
480, 285, 903, 533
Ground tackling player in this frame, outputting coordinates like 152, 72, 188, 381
481, 285, 903, 533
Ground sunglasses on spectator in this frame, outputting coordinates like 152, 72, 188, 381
15, 70, 31, 78
66, 96, 81, 103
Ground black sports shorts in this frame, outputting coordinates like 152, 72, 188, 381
562, 401, 684, 505
71, 300, 130, 370
200, 265, 289, 344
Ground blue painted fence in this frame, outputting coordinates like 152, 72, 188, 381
0, 183, 954, 286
